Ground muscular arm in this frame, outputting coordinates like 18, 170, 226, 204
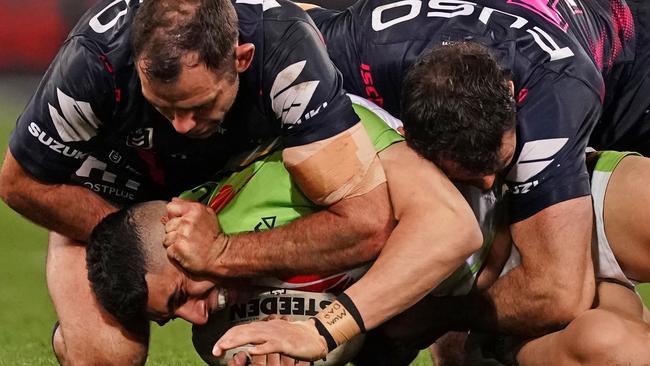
0, 150, 116, 242
215, 181, 393, 277
346, 142, 482, 329
466, 196, 595, 336
164, 179, 393, 278
213, 143, 483, 359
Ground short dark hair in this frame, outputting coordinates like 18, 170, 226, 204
132, 0, 239, 82
401, 42, 516, 176
87, 206, 148, 329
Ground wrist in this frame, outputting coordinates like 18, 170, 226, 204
305, 318, 329, 359
208, 232, 231, 276
311, 293, 366, 353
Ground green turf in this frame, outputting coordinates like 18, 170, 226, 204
0, 84, 648, 365
0, 88, 432, 365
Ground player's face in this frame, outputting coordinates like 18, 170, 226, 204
440, 128, 516, 191
145, 260, 226, 326
138, 53, 239, 139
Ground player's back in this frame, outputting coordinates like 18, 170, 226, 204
312, 0, 628, 117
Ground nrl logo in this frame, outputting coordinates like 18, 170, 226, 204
126, 128, 153, 149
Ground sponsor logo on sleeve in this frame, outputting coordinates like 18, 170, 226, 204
506, 138, 568, 194
28, 122, 88, 160
270, 60, 321, 127
48, 88, 102, 142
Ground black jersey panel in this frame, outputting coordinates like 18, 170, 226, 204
9, 37, 115, 183
506, 69, 600, 221
262, 2, 360, 147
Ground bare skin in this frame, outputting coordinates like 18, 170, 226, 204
48, 233, 149, 366
0, 150, 116, 243
163, 181, 392, 278
0, 152, 146, 366
1, 32, 391, 366
602, 155, 650, 282
471, 196, 595, 336
517, 282, 650, 366
214, 142, 483, 360
431, 154, 650, 366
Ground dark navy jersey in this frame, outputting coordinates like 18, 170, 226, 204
9, 0, 358, 205
310, 0, 635, 222
591, 0, 650, 156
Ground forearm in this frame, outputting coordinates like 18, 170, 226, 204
0, 150, 116, 242
466, 197, 596, 337
214, 183, 393, 277
347, 208, 479, 330
348, 142, 482, 330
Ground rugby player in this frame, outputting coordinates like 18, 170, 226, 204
300, 0, 650, 336
86, 99, 481, 365
213, 36, 650, 364
0, 0, 403, 364
213, 147, 650, 365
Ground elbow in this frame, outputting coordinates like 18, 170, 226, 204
0, 165, 18, 208
538, 277, 595, 327
458, 218, 483, 257
0, 150, 25, 208
547, 291, 592, 327
444, 203, 484, 260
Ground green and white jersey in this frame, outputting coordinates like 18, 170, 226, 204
180, 96, 502, 296
179, 98, 403, 293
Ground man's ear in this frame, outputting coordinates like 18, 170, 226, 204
234, 43, 255, 73
508, 80, 515, 96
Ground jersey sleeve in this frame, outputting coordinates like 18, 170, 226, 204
262, 3, 359, 148
9, 36, 115, 183
505, 70, 600, 222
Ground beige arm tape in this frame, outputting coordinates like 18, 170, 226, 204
283, 123, 386, 206
314, 300, 362, 347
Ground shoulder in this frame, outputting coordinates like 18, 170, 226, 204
64, 0, 141, 66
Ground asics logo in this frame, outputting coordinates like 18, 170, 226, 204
271, 60, 321, 126
48, 88, 102, 142
506, 138, 568, 187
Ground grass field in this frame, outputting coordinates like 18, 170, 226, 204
0, 77, 648, 365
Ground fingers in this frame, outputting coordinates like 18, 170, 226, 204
166, 198, 193, 218
214, 324, 278, 356
164, 216, 183, 233
281, 355, 295, 366
252, 353, 279, 366
162, 229, 179, 250
251, 352, 302, 366
228, 352, 249, 366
